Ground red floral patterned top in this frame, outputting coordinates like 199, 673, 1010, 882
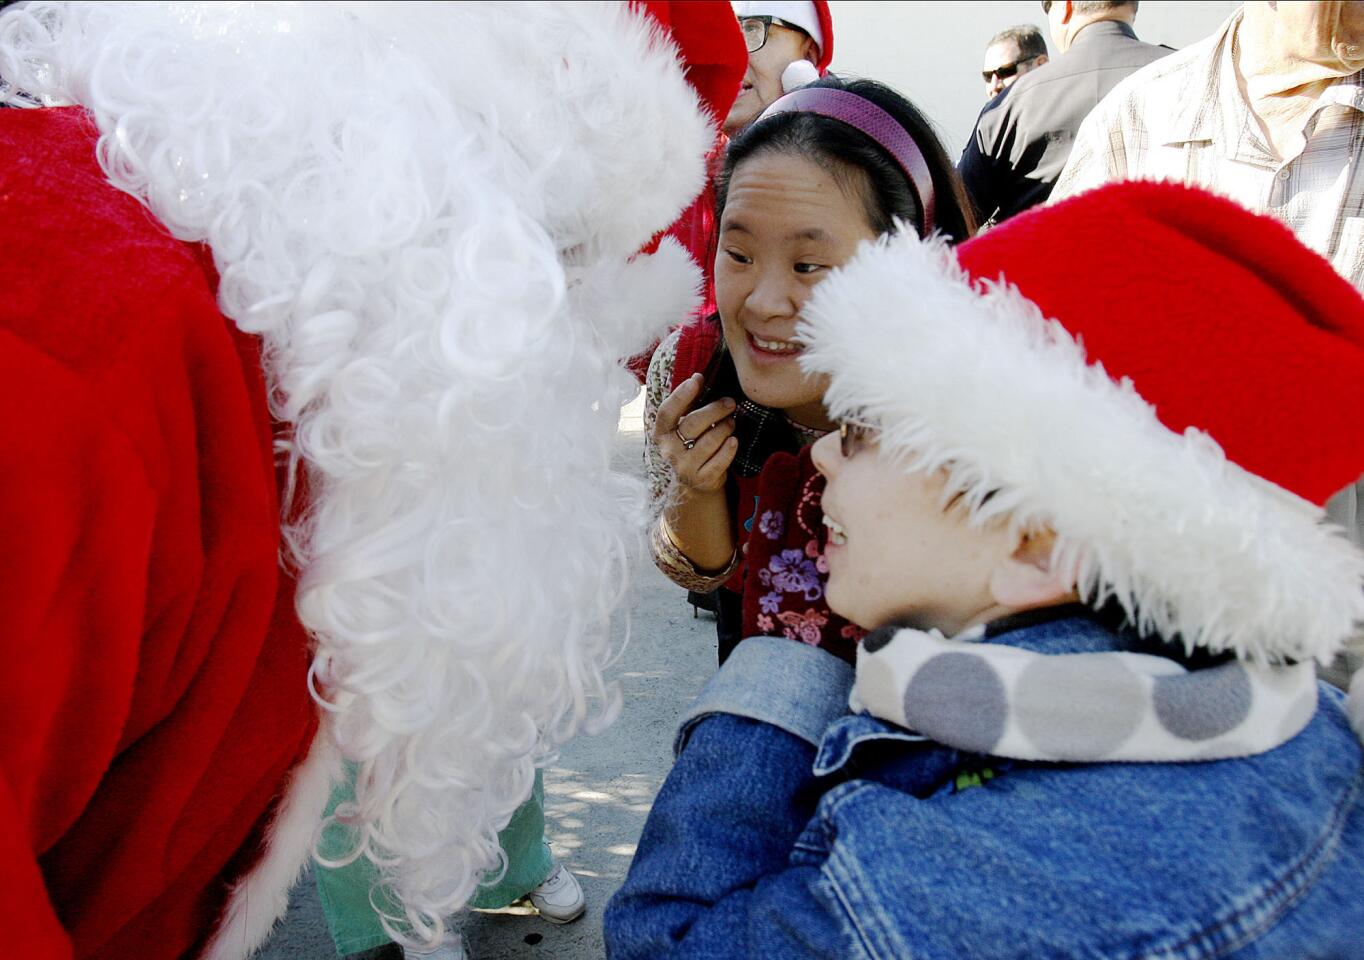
643, 327, 864, 664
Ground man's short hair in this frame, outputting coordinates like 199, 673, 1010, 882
987, 24, 1048, 62
1072, 1, 1138, 15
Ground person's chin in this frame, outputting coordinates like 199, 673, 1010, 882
735, 377, 799, 413
724, 92, 762, 133
824, 595, 850, 626
733, 356, 799, 408
824, 570, 853, 621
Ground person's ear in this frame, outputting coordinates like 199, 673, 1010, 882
988, 528, 1077, 609
802, 36, 819, 65
1036, 53, 1050, 66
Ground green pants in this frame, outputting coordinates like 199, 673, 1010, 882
314, 765, 555, 956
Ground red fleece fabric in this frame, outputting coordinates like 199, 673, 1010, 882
633, 0, 747, 128
956, 181, 1364, 507
0, 107, 317, 960
627, 1, 744, 383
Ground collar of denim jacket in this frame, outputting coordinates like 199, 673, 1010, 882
850, 614, 1318, 764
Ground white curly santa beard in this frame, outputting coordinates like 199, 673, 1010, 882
1, 0, 707, 951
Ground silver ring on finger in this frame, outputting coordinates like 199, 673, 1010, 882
675, 425, 699, 451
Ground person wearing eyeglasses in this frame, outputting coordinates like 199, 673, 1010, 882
982, 24, 1048, 100
727, 2, 834, 135
0, 4, 742, 960
959, 1, 1169, 227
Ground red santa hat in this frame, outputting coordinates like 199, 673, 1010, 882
798, 181, 1364, 686
635, 1, 749, 125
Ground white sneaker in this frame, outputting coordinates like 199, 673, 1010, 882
527, 862, 586, 924
401, 934, 467, 960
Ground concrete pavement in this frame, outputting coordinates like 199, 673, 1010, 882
258, 394, 716, 960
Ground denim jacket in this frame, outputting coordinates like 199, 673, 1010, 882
604, 618, 1364, 959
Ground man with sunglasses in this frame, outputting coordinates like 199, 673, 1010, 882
982, 25, 1049, 100
960, 1, 1169, 226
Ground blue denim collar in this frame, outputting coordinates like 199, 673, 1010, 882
981, 605, 1123, 653
812, 713, 926, 778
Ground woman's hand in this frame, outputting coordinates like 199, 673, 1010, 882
650, 372, 739, 574
652, 373, 738, 495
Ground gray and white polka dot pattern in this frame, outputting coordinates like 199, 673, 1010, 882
1152, 661, 1252, 741
1015, 654, 1146, 760
853, 625, 1319, 763
903, 653, 1008, 755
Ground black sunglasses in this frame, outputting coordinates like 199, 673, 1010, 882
983, 56, 1040, 84
738, 15, 804, 54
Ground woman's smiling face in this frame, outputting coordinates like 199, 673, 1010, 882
715, 150, 878, 430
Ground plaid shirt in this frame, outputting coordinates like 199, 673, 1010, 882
1055, 13, 1364, 673
1053, 9, 1364, 290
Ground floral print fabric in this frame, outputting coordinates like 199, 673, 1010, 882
642, 327, 862, 663
742, 447, 862, 664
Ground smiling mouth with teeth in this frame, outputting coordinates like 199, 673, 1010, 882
823, 515, 848, 546
750, 333, 802, 355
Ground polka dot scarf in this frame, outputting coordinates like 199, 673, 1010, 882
852, 614, 1320, 763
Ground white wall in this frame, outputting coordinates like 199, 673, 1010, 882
824, 0, 1241, 155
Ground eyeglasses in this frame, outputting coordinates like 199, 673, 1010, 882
982, 56, 1040, 84
739, 15, 802, 54
838, 420, 878, 459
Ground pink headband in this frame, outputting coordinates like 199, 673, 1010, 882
755, 87, 937, 235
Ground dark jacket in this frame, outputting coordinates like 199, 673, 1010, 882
959, 19, 1170, 224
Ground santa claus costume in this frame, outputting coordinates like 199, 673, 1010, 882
0, 2, 743, 958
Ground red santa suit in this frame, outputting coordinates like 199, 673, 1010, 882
0, 105, 324, 960
0, 2, 742, 957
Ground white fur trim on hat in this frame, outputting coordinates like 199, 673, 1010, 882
0, 0, 716, 943
797, 230, 1364, 667
733, 1, 823, 52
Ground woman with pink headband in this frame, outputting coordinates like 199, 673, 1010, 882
643, 76, 975, 666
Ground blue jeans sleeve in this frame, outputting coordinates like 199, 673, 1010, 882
604, 713, 855, 959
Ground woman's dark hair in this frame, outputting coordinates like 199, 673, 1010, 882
714, 76, 976, 244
